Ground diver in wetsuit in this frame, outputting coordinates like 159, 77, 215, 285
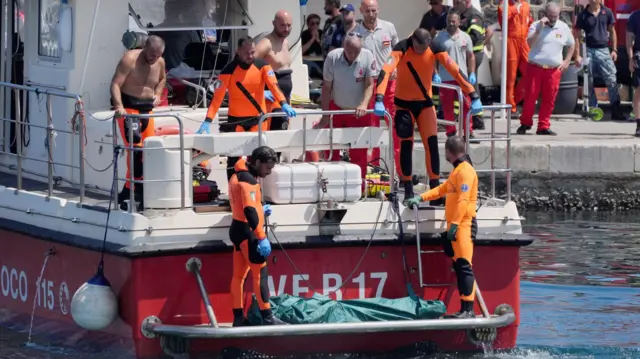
110, 35, 166, 211
407, 136, 479, 319
373, 28, 482, 205
228, 146, 286, 326
197, 35, 296, 180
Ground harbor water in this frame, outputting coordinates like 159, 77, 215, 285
1, 210, 639, 358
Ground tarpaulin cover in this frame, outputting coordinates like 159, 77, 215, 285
248, 293, 447, 325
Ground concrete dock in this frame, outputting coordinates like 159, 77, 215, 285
412, 115, 640, 211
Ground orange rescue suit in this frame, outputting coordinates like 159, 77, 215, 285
206, 58, 287, 132
498, 0, 533, 113
420, 156, 478, 302
206, 58, 288, 179
228, 158, 271, 312
375, 38, 478, 188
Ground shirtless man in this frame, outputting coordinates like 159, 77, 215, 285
255, 10, 294, 132
110, 35, 166, 211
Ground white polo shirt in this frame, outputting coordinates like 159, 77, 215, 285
323, 48, 378, 109
353, 19, 399, 73
527, 20, 575, 68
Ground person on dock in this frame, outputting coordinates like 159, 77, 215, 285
626, 9, 640, 137
433, 10, 477, 141
110, 35, 166, 211
354, 0, 400, 175
228, 146, 285, 327
198, 35, 296, 180
406, 136, 479, 319
454, 0, 486, 130
574, 0, 625, 121
418, 0, 450, 38
256, 10, 294, 134
517, 2, 575, 136
374, 28, 482, 205
315, 33, 377, 181
323, 4, 360, 56
498, 0, 532, 116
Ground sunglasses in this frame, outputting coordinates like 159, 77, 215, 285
347, 32, 363, 38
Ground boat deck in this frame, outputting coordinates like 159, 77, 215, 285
0, 170, 112, 212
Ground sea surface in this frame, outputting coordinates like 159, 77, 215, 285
1, 210, 639, 358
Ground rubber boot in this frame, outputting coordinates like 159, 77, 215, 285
232, 308, 249, 327
428, 179, 444, 206
117, 186, 130, 211
260, 309, 288, 325
635, 119, 640, 138
402, 180, 415, 206
444, 300, 475, 319
134, 183, 144, 212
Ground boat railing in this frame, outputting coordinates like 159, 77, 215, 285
0, 82, 87, 203
256, 109, 396, 181
431, 83, 513, 202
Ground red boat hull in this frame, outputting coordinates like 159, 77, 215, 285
0, 229, 525, 358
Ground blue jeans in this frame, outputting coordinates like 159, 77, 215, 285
587, 47, 619, 107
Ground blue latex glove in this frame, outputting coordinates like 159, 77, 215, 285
469, 73, 477, 85
263, 204, 272, 217
470, 98, 483, 115
196, 121, 211, 134
257, 238, 272, 257
282, 103, 297, 118
299, 0, 309, 5
447, 224, 459, 241
433, 73, 442, 84
406, 196, 422, 209
374, 101, 386, 116
264, 90, 274, 103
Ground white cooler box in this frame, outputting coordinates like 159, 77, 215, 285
262, 162, 362, 204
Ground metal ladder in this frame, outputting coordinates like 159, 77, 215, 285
413, 207, 490, 318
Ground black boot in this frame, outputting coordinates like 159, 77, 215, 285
117, 186, 131, 211
232, 308, 249, 327
134, 183, 144, 211
402, 180, 415, 205
260, 309, 288, 325
445, 300, 475, 319
635, 119, 640, 138
428, 179, 444, 206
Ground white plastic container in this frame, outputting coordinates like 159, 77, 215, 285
262, 162, 362, 204
143, 137, 193, 210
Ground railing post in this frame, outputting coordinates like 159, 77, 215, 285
302, 115, 307, 158
127, 114, 135, 213
77, 101, 86, 205
257, 114, 268, 147
112, 113, 119, 210
506, 109, 512, 202
46, 94, 54, 198
490, 110, 496, 199
14, 88, 22, 190
175, 115, 186, 209
328, 114, 334, 160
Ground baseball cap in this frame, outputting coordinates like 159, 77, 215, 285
340, 4, 355, 12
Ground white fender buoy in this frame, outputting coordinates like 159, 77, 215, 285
70, 268, 118, 331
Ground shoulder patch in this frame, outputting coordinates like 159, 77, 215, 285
460, 184, 469, 193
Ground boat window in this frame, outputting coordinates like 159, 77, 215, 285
129, 0, 253, 31
38, 0, 61, 60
